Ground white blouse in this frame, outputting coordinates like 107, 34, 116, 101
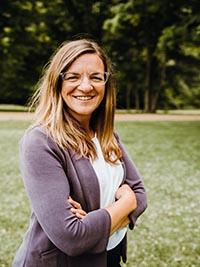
91, 135, 127, 250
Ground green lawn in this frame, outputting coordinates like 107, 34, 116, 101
0, 104, 200, 115
0, 120, 199, 266
0, 104, 29, 112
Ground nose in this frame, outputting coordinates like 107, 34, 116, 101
77, 75, 93, 92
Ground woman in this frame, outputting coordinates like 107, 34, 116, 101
13, 39, 147, 267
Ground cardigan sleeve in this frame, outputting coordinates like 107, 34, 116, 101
117, 135, 147, 229
19, 127, 111, 257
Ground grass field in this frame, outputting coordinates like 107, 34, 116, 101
0, 120, 199, 266
0, 104, 200, 115
0, 104, 29, 112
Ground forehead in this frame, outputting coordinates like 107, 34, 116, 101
67, 53, 105, 72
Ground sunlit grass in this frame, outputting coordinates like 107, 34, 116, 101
0, 104, 200, 115
116, 109, 200, 115
0, 120, 199, 266
0, 104, 29, 112
116, 121, 200, 267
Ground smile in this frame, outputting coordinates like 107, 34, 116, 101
73, 96, 95, 101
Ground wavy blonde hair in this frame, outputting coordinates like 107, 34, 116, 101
30, 39, 122, 163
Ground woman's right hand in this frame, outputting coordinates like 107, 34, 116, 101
115, 184, 137, 212
105, 184, 137, 235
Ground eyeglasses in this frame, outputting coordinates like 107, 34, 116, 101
60, 72, 109, 86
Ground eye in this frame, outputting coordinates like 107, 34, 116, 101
64, 73, 80, 82
90, 73, 104, 82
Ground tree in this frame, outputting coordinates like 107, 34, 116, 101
0, 0, 54, 104
0, 0, 111, 104
0, 0, 199, 110
103, 0, 200, 111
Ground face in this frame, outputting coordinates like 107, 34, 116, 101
61, 53, 106, 125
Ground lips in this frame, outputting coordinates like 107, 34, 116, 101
73, 95, 95, 101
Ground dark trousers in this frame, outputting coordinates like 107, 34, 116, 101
107, 240, 122, 267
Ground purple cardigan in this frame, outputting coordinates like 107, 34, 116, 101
13, 126, 147, 267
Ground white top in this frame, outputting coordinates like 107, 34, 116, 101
91, 135, 127, 250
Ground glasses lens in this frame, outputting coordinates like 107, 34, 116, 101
60, 72, 109, 85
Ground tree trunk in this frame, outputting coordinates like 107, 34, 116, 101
126, 83, 132, 110
144, 46, 152, 112
144, 45, 158, 113
134, 89, 140, 111
152, 91, 159, 112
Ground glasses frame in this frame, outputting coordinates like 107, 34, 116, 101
60, 71, 110, 86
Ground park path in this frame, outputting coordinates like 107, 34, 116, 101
0, 112, 200, 121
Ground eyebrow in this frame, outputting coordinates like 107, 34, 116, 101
65, 72, 80, 75
90, 72, 103, 75
65, 71, 103, 74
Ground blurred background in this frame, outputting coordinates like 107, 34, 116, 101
0, 0, 200, 112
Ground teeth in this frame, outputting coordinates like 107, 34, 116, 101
74, 96, 94, 100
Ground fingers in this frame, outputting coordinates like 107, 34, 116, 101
68, 196, 87, 219
71, 208, 87, 219
68, 196, 82, 209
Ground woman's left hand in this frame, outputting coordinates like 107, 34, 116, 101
68, 196, 87, 219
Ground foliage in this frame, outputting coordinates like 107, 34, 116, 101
0, 0, 199, 111
0, 120, 200, 266
103, 0, 200, 111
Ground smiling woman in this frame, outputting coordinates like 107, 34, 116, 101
60, 53, 106, 129
30, 39, 119, 162
12, 39, 147, 267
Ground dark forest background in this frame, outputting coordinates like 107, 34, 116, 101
0, 0, 200, 112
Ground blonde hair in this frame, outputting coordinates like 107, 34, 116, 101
30, 39, 122, 163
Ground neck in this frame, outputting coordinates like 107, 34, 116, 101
79, 118, 94, 138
